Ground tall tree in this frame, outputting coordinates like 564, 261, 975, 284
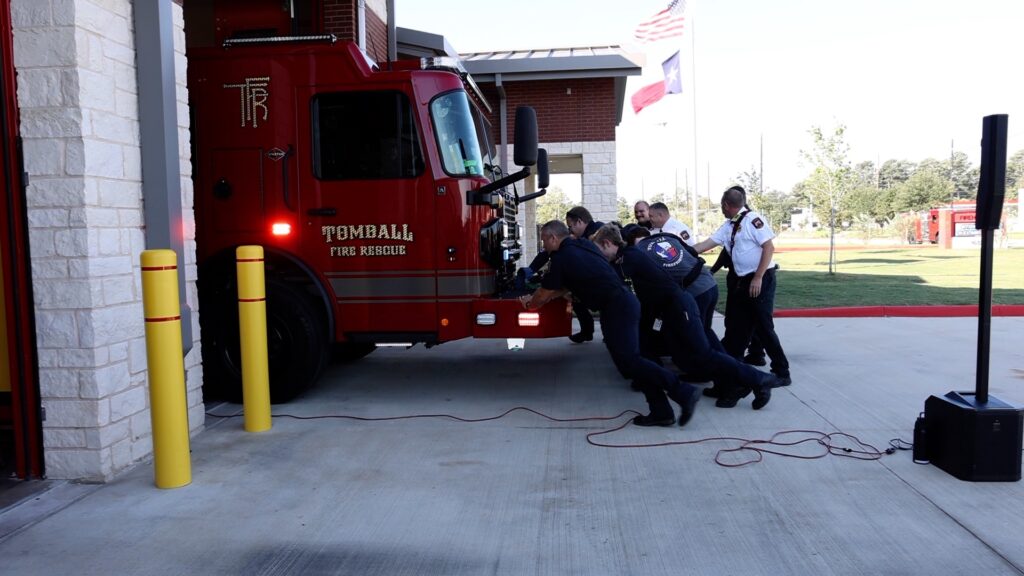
890, 170, 954, 214
879, 159, 915, 189
949, 150, 979, 199
535, 186, 573, 226
845, 185, 894, 225
1006, 148, 1024, 199
616, 195, 633, 224
854, 160, 877, 188
800, 124, 854, 274
758, 190, 800, 231
733, 166, 764, 208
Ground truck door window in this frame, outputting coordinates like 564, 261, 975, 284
312, 91, 424, 180
430, 91, 485, 178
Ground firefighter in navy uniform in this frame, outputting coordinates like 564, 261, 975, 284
636, 231, 721, 352
521, 220, 700, 427
564, 206, 603, 343
693, 187, 792, 388
592, 225, 780, 409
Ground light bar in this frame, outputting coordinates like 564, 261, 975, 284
223, 34, 337, 48
376, 342, 413, 348
518, 312, 540, 327
420, 56, 466, 74
476, 313, 497, 326
271, 222, 292, 236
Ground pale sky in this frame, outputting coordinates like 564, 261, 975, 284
396, 0, 1024, 204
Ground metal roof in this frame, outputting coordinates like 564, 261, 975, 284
461, 46, 643, 82
395, 28, 644, 125
395, 27, 459, 59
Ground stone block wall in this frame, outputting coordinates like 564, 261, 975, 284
12, 0, 203, 481
502, 141, 618, 258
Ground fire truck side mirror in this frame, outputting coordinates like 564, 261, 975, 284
513, 106, 538, 167
536, 149, 550, 190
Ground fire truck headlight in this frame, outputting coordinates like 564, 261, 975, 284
517, 312, 540, 327
476, 313, 497, 326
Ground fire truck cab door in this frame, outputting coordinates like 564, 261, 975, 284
299, 87, 437, 334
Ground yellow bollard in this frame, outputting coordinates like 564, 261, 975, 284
236, 246, 272, 432
140, 250, 191, 489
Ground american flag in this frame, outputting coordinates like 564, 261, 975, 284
634, 0, 687, 43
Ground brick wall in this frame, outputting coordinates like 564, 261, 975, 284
480, 78, 617, 145
323, 0, 355, 40
12, 0, 202, 481
364, 4, 387, 63
323, 0, 388, 62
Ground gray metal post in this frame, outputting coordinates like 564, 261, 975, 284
387, 0, 397, 63
133, 0, 192, 354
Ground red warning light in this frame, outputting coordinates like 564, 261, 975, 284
271, 222, 292, 236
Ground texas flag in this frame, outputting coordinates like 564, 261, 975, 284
631, 50, 682, 114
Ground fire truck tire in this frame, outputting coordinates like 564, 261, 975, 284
200, 279, 327, 404
333, 342, 376, 363
263, 281, 329, 403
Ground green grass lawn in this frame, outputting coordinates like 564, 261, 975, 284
711, 246, 1024, 310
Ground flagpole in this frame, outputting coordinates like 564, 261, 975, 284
689, 0, 699, 239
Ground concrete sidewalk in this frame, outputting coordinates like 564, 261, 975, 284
1, 317, 1023, 575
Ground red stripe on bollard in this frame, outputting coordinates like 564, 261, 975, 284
144, 315, 182, 323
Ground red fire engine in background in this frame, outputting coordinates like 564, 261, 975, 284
909, 200, 1011, 242
909, 202, 993, 244
188, 37, 569, 402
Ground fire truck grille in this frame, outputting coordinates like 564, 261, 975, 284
501, 189, 520, 261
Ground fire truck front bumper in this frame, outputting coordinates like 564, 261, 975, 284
471, 298, 572, 339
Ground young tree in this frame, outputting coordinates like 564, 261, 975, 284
800, 124, 854, 274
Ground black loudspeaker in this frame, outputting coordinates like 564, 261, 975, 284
976, 114, 1008, 230
924, 391, 1022, 481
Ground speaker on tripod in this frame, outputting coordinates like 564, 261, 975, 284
919, 114, 1023, 482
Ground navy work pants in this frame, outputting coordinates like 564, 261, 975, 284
722, 268, 790, 378
664, 290, 769, 395
601, 289, 695, 417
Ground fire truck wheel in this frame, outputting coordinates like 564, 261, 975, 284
264, 282, 329, 403
332, 342, 376, 363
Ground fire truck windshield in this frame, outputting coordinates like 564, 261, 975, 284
430, 91, 484, 178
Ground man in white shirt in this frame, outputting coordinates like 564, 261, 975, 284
692, 187, 791, 387
648, 202, 695, 246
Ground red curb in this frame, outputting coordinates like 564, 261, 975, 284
775, 305, 1024, 318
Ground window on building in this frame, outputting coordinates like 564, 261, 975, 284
312, 91, 424, 180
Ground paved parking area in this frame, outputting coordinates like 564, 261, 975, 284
1, 317, 1023, 575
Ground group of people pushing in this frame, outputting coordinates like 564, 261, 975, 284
519, 186, 792, 428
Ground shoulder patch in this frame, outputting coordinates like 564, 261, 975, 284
640, 235, 686, 268
752, 218, 764, 229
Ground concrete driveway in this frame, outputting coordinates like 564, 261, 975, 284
1, 317, 1023, 575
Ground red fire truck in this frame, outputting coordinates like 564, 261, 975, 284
909, 203, 983, 244
188, 37, 569, 402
